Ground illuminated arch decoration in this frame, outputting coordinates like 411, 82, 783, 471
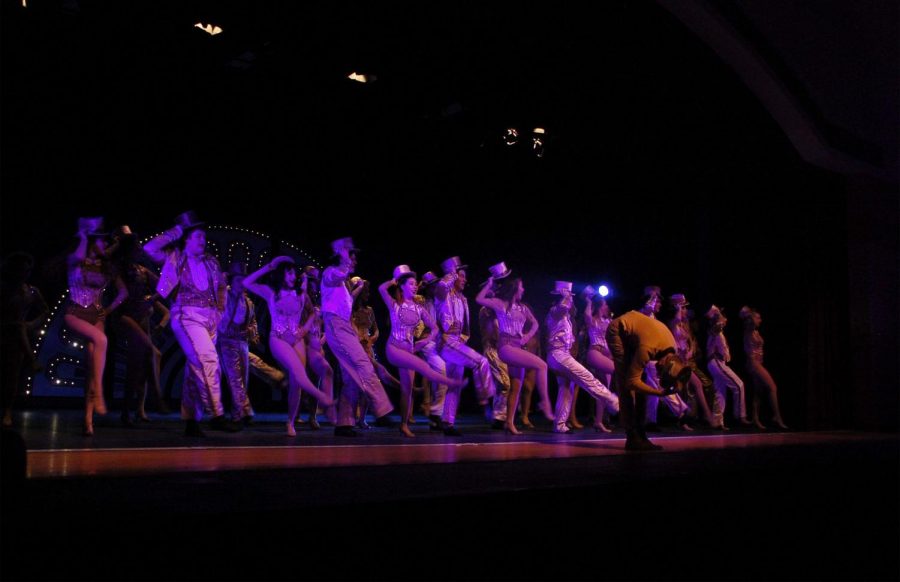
29, 225, 322, 400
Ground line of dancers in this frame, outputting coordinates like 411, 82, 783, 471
28, 212, 787, 447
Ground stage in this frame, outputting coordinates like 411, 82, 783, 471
2, 411, 897, 581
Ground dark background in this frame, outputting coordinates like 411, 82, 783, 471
2, 1, 897, 429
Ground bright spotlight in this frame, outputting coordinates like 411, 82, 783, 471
598, 285, 610, 297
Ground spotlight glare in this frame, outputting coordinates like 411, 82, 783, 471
598, 285, 610, 297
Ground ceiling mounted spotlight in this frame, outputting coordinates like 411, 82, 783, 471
503, 128, 519, 146
532, 127, 546, 158
194, 22, 223, 36
348, 72, 377, 83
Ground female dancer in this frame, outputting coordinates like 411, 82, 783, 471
475, 263, 553, 435
243, 256, 333, 436
299, 286, 335, 428
1, 252, 48, 428
664, 295, 716, 428
546, 282, 619, 434
378, 266, 465, 438
740, 306, 788, 429
114, 226, 170, 425
705, 305, 752, 429
64, 217, 128, 435
582, 287, 617, 432
351, 277, 400, 428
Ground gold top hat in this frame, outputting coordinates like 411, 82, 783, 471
488, 262, 511, 280
440, 256, 468, 275
173, 211, 205, 231
670, 293, 689, 307
551, 281, 573, 295
420, 271, 439, 286
392, 264, 416, 280
331, 237, 359, 255
77, 217, 109, 237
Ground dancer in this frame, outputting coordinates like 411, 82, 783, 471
435, 257, 495, 436
217, 262, 257, 426
582, 286, 616, 431
416, 271, 448, 431
704, 305, 752, 429
545, 282, 619, 434
351, 276, 400, 428
323, 237, 394, 437
475, 262, 553, 435
299, 271, 336, 428
640, 287, 691, 430
143, 211, 240, 436
1, 252, 49, 428
606, 307, 691, 450
479, 305, 510, 430
242, 256, 333, 436
664, 294, 716, 428
64, 217, 128, 435
378, 265, 466, 438
114, 226, 170, 425
740, 306, 788, 430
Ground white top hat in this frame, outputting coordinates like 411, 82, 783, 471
393, 264, 416, 280
331, 237, 359, 255
551, 281, 573, 295
488, 262, 511, 280
440, 256, 468, 275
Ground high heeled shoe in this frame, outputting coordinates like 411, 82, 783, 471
82, 424, 94, 436
504, 424, 522, 436
308, 417, 321, 430
593, 423, 612, 433
540, 403, 554, 421
399, 425, 416, 438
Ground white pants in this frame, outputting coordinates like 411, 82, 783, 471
171, 306, 223, 421
708, 358, 746, 424
644, 360, 689, 423
324, 314, 393, 426
548, 349, 619, 431
439, 337, 496, 425
419, 341, 449, 418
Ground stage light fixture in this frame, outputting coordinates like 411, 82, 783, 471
532, 128, 545, 158
504, 128, 519, 146
598, 284, 610, 297
348, 72, 376, 83
194, 22, 223, 36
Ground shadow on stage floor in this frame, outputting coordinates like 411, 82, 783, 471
1, 411, 898, 581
